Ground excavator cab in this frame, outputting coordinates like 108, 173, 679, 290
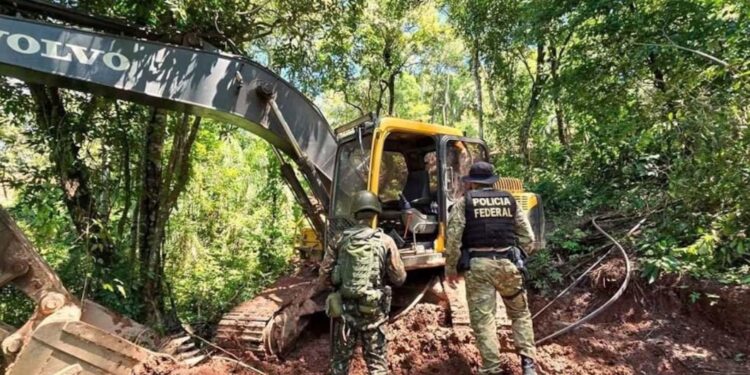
329, 116, 545, 270
331, 117, 493, 270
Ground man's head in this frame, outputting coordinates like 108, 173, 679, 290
351, 190, 382, 221
461, 161, 498, 190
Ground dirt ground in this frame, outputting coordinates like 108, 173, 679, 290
138, 266, 750, 375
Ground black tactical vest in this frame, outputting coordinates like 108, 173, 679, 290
462, 189, 518, 249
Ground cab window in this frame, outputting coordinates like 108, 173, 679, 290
378, 152, 408, 202
446, 140, 488, 203
425, 152, 438, 193
333, 136, 372, 217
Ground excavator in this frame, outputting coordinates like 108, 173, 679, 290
0, 1, 544, 373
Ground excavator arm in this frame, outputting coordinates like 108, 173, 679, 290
0, 11, 336, 211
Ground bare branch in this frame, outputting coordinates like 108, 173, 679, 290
515, 47, 535, 83
343, 86, 365, 115
213, 12, 242, 55
636, 42, 730, 68
558, 27, 576, 58
237, 0, 272, 17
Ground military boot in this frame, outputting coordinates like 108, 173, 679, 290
521, 355, 536, 375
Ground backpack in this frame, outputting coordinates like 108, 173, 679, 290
331, 226, 384, 315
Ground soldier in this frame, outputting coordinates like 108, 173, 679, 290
321, 190, 406, 375
444, 161, 537, 375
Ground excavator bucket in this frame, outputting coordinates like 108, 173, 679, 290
7, 319, 154, 375
79, 300, 160, 349
0, 207, 163, 374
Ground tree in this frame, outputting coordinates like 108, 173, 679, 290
317, 0, 451, 117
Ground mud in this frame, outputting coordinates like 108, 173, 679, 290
140, 274, 750, 375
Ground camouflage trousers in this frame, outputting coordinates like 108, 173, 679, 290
329, 318, 388, 375
466, 257, 536, 374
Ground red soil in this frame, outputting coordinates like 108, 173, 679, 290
139, 270, 750, 375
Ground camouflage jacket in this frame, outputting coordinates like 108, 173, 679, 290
445, 190, 535, 276
319, 225, 406, 288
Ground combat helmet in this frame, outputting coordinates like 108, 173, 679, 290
351, 190, 382, 215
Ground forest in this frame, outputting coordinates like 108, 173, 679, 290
0, 0, 748, 374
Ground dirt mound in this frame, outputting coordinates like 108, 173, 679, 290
254, 303, 485, 374
139, 274, 750, 375
384, 303, 483, 374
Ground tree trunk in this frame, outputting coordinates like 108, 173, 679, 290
520, 43, 547, 166
382, 37, 398, 116
471, 41, 484, 139
136, 110, 201, 326
28, 85, 116, 269
159, 115, 201, 228
387, 72, 397, 116
375, 81, 386, 117
554, 100, 569, 149
116, 103, 133, 240
138, 108, 167, 326
442, 76, 450, 126
647, 52, 668, 93
486, 70, 502, 121
429, 76, 441, 124
549, 45, 570, 151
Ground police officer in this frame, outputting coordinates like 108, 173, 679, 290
321, 190, 406, 375
444, 161, 537, 375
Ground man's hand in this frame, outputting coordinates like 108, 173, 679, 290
445, 272, 461, 289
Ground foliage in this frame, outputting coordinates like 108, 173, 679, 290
164, 123, 301, 324
446, 0, 750, 283
0, 0, 748, 333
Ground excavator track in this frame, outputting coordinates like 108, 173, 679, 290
216, 269, 323, 358
442, 276, 472, 331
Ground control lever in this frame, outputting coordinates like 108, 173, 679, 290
400, 193, 413, 239
398, 193, 412, 210
387, 229, 406, 248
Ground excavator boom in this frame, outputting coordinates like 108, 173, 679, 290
0, 13, 336, 207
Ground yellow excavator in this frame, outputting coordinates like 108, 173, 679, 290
0, 1, 544, 373
214, 116, 545, 356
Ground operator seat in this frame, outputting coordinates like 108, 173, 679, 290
402, 170, 431, 206
401, 170, 438, 236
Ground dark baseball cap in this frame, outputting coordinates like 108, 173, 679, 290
461, 161, 499, 185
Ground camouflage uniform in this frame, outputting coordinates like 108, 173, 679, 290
319, 234, 340, 289
322, 225, 406, 375
445, 193, 536, 374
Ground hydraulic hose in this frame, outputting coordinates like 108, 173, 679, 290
533, 216, 632, 345
531, 246, 613, 320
